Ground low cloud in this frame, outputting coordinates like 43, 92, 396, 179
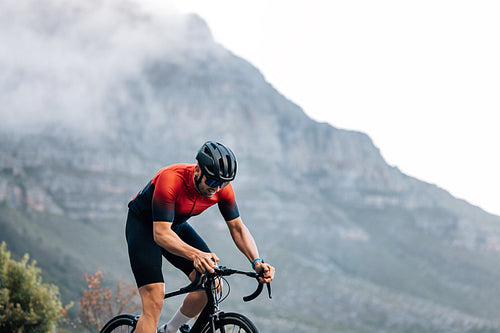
0, 0, 196, 135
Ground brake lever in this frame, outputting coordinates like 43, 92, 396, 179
256, 271, 272, 299
266, 282, 272, 299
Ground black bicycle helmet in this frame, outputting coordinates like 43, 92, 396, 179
196, 141, 237, 181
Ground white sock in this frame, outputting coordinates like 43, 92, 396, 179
157, 323, 167, 333
165, 308, 191, 333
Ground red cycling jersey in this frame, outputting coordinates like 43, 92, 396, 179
128, 164, 240, 224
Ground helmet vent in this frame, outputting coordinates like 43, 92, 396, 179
219, 158, 225, 175
224, 155, 232, 176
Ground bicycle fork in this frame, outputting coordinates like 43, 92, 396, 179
209, 310, 223, 332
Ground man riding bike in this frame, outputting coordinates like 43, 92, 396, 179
125, 141, 275, 333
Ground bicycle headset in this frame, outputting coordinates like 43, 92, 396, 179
196, 141, 237, 183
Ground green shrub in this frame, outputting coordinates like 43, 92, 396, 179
0, 241, 64, 333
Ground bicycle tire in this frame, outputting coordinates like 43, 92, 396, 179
100, 314, 137, 333
200, 312, 258, 333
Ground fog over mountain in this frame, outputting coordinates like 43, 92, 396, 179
2, 1, 500, 332
1, 0, 195, 134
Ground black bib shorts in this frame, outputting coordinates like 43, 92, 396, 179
125, 209, 211, 288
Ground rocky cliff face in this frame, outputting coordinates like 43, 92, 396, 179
2, 1, 500, 332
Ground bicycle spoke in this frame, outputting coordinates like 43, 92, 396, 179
221, 323, 251, 333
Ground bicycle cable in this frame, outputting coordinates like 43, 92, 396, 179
216, 276, 230, 304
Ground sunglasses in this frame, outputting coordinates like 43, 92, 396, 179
204, 176, 229, 188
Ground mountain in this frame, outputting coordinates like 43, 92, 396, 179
1, 1, 500, 332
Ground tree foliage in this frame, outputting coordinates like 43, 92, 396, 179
79, 271, 140, 332
0, 241, 65, 333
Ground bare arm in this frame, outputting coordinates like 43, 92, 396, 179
153, 221, 218, 273
226, 217, 275, 283
225, 217, 259, 261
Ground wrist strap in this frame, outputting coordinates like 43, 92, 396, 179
252, 258, 264, 270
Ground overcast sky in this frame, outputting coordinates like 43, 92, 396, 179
142, 0, 500, 216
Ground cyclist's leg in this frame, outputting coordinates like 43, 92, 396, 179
162, 223, 211, 326
180, 270, 208, 316
180, 268, 221, 316
136, 282, 164, 333
125, 210, 165, 332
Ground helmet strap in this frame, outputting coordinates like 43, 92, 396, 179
194, 169, 203, 194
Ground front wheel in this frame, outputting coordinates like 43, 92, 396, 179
201, 312, 258, 333
100, 314, 138, 333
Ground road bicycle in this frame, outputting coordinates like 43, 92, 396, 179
100, 266, 272, 333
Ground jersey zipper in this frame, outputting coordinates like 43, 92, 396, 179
188, 195, 200, 216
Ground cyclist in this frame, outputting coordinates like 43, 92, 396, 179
125, 141, 275, 333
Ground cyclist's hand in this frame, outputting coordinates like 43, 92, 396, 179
193, 251, 219, 273
254, 262, 275, 284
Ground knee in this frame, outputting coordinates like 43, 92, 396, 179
139, 283, 164, 316
148, 296, 164, 315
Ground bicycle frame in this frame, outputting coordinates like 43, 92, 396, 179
163, 266, 271, 332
